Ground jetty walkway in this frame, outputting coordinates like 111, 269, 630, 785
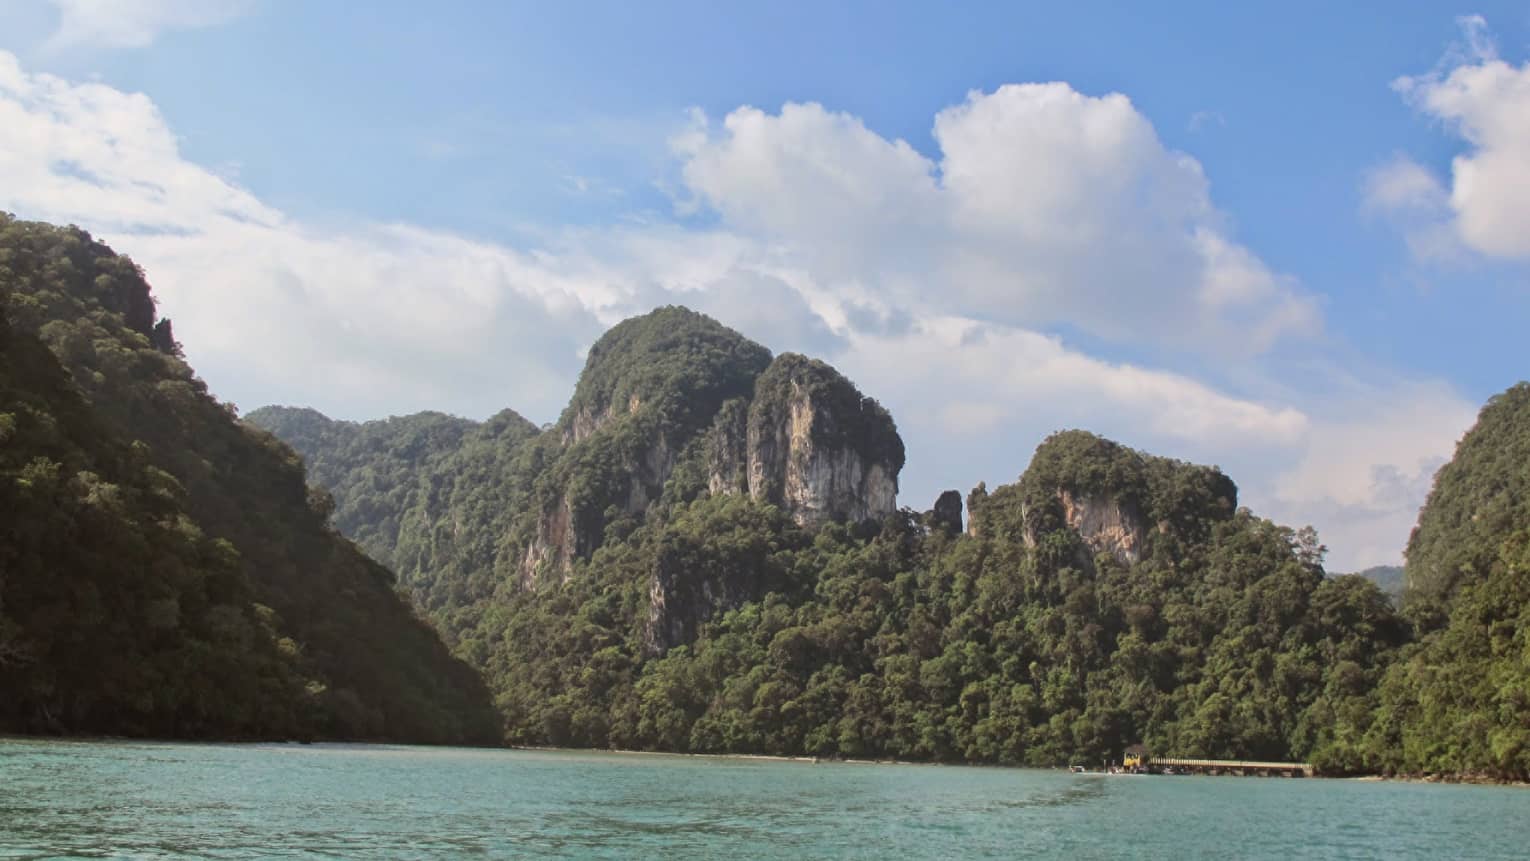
1148, 757, 1313, 777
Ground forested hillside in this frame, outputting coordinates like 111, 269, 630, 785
255, 310, 1429, 772
0, 215, 497, 743
1367, 384, 1530, 778
11, 209, 1523, 776
1351, 566, 1404, 604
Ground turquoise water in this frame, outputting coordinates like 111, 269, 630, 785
1, 740, 1527, 859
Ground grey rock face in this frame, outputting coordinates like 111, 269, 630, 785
709, 355, 902, 528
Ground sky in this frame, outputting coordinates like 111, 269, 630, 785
3, 1, 1530, 570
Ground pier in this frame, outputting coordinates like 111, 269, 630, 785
1147, 757, 1313, 777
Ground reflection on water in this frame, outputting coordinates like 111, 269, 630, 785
0, 740, 1526, 860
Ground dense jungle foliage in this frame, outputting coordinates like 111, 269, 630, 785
0, 215, 497, 743
9, 213, 1525, 779
479, 433, 1411, 770
262, 305, 1530, 779
1368, 384, 1530, 779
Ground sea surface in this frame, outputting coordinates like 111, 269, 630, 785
1, 739, 1527, 859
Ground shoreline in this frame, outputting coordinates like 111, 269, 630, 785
6, 734, 1527, 785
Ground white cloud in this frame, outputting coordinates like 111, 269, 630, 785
40, 0, 251, 50
680, 86, 1321, 354
0, 50, 1465, 570
1363, 155, 1447, 215
1258, 381, 1476, 569
839, 317, 1309, 450
1379, 17, 1530, 260
0, 51, 606, 420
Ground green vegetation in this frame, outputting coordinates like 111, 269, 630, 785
1357, 385, 1530, 779
475, 432, 1408, 768
560, 305, 772, 440
0, 214, 496, 743
1350, 566, 1404, 604
244, 307, 1530, 781
10, 210, 1526, 778
241, 406, 481, 572
1404, 384, 1530, 611
748, 353, 905, 475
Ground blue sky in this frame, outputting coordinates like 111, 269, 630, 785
3, 1, 1529, 569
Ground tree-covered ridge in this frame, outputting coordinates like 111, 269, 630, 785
560, 305, 773, 439
243, 406, 487, 570
1350, 565, 1405, 604
475, 430, 1407, 769
1013, 430, 1237, 536
0, 214, 497, 743
1354, 382, 1530, 779
1405, 383, 1530, 610
246, 403, 547, 632
1370, 529, 1530, 779
0, 306, 306, 737
236, 291, 1525, 778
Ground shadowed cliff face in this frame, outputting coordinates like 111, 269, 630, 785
1054, 489, 1148, 567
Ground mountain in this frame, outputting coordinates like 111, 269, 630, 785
257, 339, 1405, 768
251, 309, 905, 649
1366, 383, 1530, 779
0, 214, 497, 743
1350, 565, 1404, 604
1404, 384, 1530, 610
10, 209, 1516, 774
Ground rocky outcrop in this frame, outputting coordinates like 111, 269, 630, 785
1014, 430, 1238, 572
709, 353, 903, 528
518, 495, 579, 587
930, 490, 963, 535
562, 393, 645, 446
514, 322, 902, 632
706, 399, 750, 497
966, 483, 988, 537
1057, 489, 1147, 567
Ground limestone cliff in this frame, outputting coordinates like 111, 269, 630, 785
709, 353, 903, 528
518, 319, 904, 590
1052, 488, 1148, 567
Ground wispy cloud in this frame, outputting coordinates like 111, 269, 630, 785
40, 0, 252, 51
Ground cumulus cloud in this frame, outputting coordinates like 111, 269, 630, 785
679, 86, 1321, 353
0, 51, 605, 420
41, 0, 252, 50
1378, 16, 1530, 260
1260, 381, 1476, 569
0, 50, 1465, 569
